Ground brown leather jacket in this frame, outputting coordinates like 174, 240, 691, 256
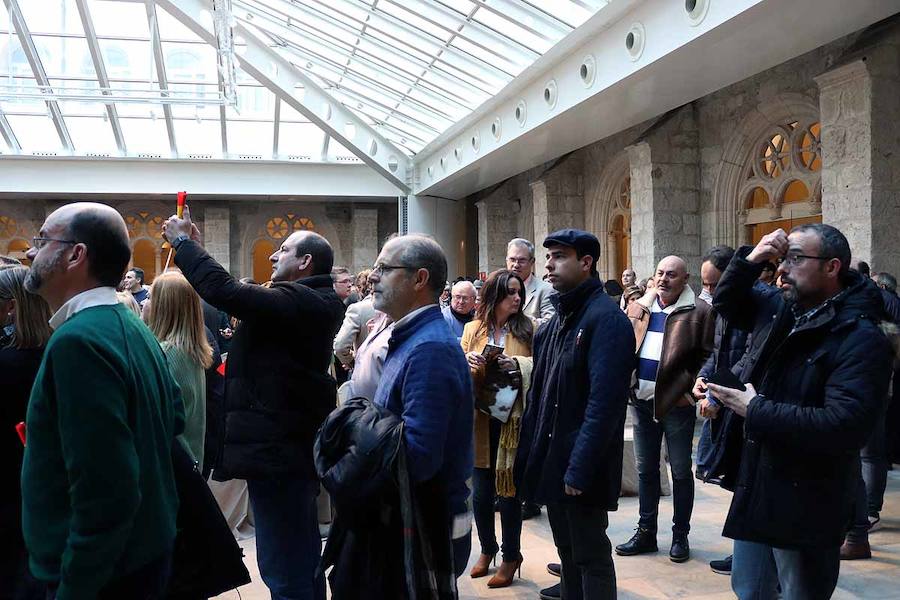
627, 286, 715, 420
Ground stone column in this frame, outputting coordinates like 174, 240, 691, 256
475, 197, 522, 277
351, 207, 378, 276
203, 206, 231, 273
530, 168, 585, 275
817, 44, 900, 270
626, 105, 701, 280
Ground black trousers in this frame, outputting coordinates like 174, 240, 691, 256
546, 503, 616, 600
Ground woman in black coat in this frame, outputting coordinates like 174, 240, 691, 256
0, 266, 52, 600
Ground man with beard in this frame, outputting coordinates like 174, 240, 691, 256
708, 225, 891, 599
163, 206, 344, 600
22, 203, 181, 599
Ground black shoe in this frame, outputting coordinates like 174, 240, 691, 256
710, 554, 732, 574
522, 502, 542, 520
669, 533, 690, 563
547, 562, 561, 577
615, 527, 658, 556
539, 582, 561, 600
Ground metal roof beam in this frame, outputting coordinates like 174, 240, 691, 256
272, 96, 280, 159
0, 107, 21, 153
158, 0, 410, 192
74, 0, 127, 155
146, 0, 178, 157
239, 0, 492, 103
3, 0, 73, 152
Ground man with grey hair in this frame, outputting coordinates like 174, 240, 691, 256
506, 237, 555, 326
441, 279, 476, 340
367, 234, 474, 581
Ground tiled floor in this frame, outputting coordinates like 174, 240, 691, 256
215, 469, 900, 599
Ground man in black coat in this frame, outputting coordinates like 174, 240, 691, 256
515, 229, 634, 600
708, 224, 892, 600
163, 206, 344, 600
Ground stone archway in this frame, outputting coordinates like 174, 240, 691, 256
711, 93, 819, 247
586, 153, 631, 281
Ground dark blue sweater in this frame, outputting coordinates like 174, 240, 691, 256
373, 305, 474, 518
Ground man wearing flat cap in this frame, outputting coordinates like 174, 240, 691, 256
515, 229, 635, 600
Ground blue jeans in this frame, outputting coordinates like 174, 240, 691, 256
732, 539, 839, 600
631, 400, 696, 535
472, 419, 523, 562
248, 478, 325, 600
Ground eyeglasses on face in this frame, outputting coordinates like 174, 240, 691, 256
32, 237, 77, 250
779, 253, 831, 267
371, 263, 415, 276
507, 258, 532, 265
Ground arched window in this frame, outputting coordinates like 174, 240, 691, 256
124, 212, 167, 283
738, 121, 822, 244
608, 175, 631, 280
252, 239, 276, 283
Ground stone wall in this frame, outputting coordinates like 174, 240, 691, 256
464, 26, 882, 282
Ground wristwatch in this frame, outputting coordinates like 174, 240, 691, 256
171, 234, 190, 249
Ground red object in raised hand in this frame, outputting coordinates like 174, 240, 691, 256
16, 422, 25, 446
177, 191, 187, 218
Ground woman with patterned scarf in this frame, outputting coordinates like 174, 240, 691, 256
461, 269, 534, 589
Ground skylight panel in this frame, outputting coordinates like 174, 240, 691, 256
67, 115, 117, 154
173, 118, 223, 157
278, 121, 325, 159
226, 118, 273, 157
119, 115, 170, 156
89, 0, 150, 38
17, 0, 82, 36
6, 114, 63, 153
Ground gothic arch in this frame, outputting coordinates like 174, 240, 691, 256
239, 205, 343, 280
711, 93, 819, 246
586, 153, 630, 281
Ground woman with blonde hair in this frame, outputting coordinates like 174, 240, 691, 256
461, 269, 534, 589
0, 265, 52, 598
146, 271, 213, 471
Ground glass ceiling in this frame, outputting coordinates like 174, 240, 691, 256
0, 0, 608, 162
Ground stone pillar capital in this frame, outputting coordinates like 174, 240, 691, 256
814, 59, 869, 91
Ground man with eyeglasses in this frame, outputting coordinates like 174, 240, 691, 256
506, 238, 556, 326
365, 234, 474, 582
21, 203, 182, 599
162, 206, 344, 600
441, 279, 476, 341
706, 224, 892, 599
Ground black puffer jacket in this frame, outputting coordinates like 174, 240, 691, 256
175, 240, 344, 481
713, 248, 892, 549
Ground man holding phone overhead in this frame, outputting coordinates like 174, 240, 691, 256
707, 224, 892, 599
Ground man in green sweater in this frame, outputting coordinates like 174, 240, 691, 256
22, 202, 183, 600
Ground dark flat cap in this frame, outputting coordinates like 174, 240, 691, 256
543, 228, 601, 262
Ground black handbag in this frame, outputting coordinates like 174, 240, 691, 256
166, 443, 251, 599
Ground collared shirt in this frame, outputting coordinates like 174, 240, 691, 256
49, 286, 119, 330
790, 287, 849, 333
394, 303, 439, 330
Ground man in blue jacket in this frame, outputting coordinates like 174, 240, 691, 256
370, 234, 474, 580
515, 229, 635, 600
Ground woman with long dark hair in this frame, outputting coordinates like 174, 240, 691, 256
461, 269, 534, 589
0, 265, 52, 599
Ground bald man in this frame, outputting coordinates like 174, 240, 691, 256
23, 203, 183, 598
442, 280, 477, 341
163, 207, 344, 600
616, 255, 714, 564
